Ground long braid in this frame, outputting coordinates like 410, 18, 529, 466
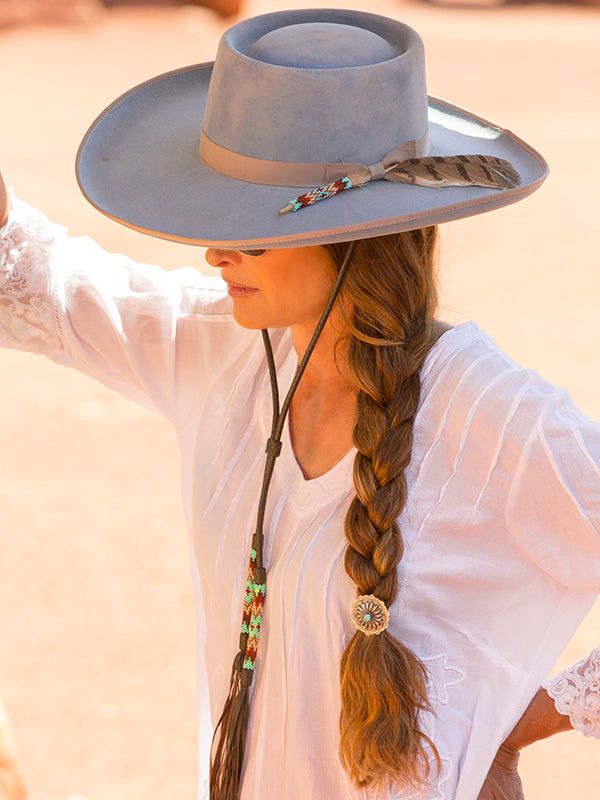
322, 228, 444, 794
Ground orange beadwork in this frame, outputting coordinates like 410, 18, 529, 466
278, 176, 354, 214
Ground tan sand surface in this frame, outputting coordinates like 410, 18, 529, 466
0, 1, 598, 797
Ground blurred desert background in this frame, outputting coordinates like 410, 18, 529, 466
0, 0, 598, 798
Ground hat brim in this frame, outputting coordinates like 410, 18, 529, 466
75, 61, 548, 248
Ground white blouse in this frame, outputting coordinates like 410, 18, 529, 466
1, 190, 599, 800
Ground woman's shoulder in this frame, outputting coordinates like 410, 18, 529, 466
420, 318, 591, 444
425, 319, 544, 397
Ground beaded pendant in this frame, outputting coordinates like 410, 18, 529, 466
240, 545, 266, 671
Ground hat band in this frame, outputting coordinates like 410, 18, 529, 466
198, 128, 429, 188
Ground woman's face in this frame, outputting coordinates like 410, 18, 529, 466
204, 246, 337, 330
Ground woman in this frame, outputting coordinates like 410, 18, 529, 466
1, 8, 599, 800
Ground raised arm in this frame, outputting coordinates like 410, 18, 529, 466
0, 176, 259, 796
0, 178, 251, 427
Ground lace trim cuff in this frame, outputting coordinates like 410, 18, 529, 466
542, 645, 600, 738
0, 188, 67, 358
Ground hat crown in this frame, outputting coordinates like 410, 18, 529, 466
247, 22, 398, 68
202, 9, 429, 165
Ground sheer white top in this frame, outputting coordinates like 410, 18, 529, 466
1, 190, 599, 800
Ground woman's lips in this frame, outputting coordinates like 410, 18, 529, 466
226, 280, 259, 295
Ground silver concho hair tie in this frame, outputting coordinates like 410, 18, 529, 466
350, 594, 391, 636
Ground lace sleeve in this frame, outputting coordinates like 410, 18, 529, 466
0, 190, 64, 358
542, 645, 600, 738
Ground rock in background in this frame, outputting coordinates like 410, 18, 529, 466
0, 0, 241, 29
0, 0, 103, 29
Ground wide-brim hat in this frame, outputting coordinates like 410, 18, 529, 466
75, 7, 548, 249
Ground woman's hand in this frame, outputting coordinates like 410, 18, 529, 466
476, 685, 575, 800
0, 172, 9, 229
476, 743, 524, 800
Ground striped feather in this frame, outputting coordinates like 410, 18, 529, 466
383, 154, 520, 190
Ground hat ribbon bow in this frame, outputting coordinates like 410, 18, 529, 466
279, 151, 521, 215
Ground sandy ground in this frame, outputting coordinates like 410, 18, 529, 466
0, 1, 599, 798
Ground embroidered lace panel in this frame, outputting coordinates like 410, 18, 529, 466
542, 645, 600, 738
0, 193, 64, 359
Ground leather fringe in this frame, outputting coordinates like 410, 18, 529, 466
209, 645, 253, 799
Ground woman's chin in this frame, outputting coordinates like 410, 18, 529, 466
230, 301, 293, 331
230, 306, 268, 330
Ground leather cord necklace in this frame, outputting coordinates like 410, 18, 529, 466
209, 239, 357, 799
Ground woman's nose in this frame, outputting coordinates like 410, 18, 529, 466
204, 248, 239, 268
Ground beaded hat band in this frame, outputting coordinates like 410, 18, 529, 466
199, 127, 520, 217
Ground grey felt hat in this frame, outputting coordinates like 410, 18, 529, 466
75, 7, 549, 249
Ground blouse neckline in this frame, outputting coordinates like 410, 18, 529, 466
259, 319, 482, 508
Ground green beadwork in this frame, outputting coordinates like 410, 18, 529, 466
363, 613, 372, 621
237, 536, 268, 676
249, 615, 262, 638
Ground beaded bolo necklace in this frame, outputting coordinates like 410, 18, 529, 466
208, 240, 391, 799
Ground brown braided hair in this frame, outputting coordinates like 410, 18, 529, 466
320, 225, 444, 795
